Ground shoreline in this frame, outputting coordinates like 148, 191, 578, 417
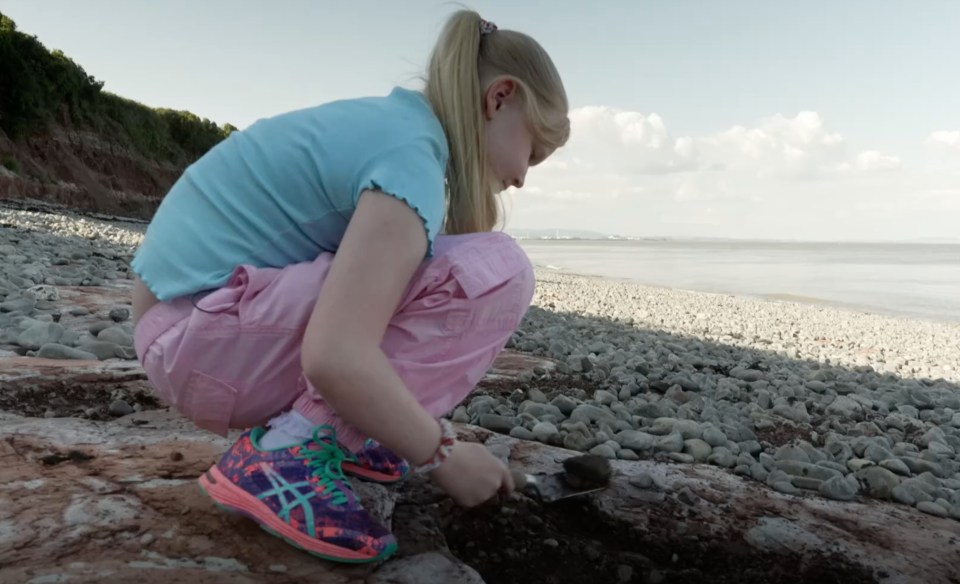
529, 266, 959, 385
529, 263, 960, 327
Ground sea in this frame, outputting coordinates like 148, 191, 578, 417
516, 239, 960, 324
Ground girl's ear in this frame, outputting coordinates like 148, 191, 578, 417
482, 77, 519, 120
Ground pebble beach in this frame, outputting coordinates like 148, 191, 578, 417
3, 203, 960, 521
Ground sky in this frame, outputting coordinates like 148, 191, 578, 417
3, 0, 959, 242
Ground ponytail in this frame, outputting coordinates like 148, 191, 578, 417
424, 10, 569, 235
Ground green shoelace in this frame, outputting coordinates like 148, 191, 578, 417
296, 425, 353, 506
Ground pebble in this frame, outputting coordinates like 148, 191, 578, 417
615, 429, 656, 452
509, 426, 536, 441
917, 501, 949, 517
880, 458, 912, 476
855, 466, 901, 499
532, 421, 559, 444
36, 343, 97, 360
683, 438, 713, 463
819, 475, 859, 501
478, 414, 517, 434
707, 447, 737, 468
17, 322, 64, 350
109, 307, 130, 322
702, 426, 727, 447
656, 432, 684, 453
109, 399, 135, 417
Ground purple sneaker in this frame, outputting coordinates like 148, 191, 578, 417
197, 425, 397, 563
342, 438, 410, 484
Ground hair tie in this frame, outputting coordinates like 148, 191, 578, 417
479, 18, 497, 36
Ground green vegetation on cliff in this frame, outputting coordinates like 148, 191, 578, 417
0, 11, 235, 163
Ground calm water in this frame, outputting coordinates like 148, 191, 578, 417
517, 239, 960, 323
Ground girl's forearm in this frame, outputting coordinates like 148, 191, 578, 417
303, 345, 441, 466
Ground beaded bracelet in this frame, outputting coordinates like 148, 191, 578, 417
412, 418, 457, 474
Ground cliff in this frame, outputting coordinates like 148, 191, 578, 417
0, 10, 234, 219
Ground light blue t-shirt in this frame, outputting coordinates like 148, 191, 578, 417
131, 87, 449, 301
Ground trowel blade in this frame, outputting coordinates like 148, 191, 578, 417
525, 472, 606, 503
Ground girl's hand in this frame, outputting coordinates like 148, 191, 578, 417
428, 441, 515, 507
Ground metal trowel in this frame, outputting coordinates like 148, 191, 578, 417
510, 469, 608, 503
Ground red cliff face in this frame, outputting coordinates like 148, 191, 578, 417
0, 125, 183, 219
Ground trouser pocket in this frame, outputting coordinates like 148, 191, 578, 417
180, 370, 239, 437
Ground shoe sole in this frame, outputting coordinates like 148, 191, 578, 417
341, 462, 406, 484
198, 465, 397, 564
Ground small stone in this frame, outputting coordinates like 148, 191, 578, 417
855, 466, 901, 499
79, 340, 124, 361
916, 501, 949, 518
563, 430, 595, 452
550, 395, 578, 415
656, 431, 684, 453
532, 421, 559, 444
594, 390, 617, 406
750, 463, 770, 482
589, 443, 618, 459
707, 447, 737, 468
109, 307, 131, 322
630, 473, 654, 490
775, 461, 843, 482
36, 343, 97, 360
846, 458, 875, 472
617, 449, 639, 461
772, 480, 802, 495
772, 403, 811, 424
98, 326, 134, 347
0, 296, 36, 313
774, 445, 811, 463
528, 388, 547, 403
791, 476, 823, 491
478, 414, 517, 434
509, 426, 536, 441
819, 475, 858, 501
677, 486, 702, 506
880, 458, 911, 476
702, 426, 727, 447
16, 322, 65, 350
570, 404, 616, 425
562, 454, 613, 487
826, 395, 864, 421
666, 452, 695, 463
519, 402, 564, 420
544, 538, 559, 548
901, 457, 947, 478
88, 321, 115, 336
617, 564, 633, 584
269, 564, 288, 573
615, 430, 656, 452
683, 438, 713, 463
817, 460, 849, 474
140, 533, 156, 546
109, 399, 135, 417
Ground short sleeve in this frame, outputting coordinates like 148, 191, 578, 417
354, 139, 447, 258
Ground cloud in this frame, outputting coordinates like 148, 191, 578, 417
527, 107, 901, 204
506, 106, 958, 241
926, 130, 960, 150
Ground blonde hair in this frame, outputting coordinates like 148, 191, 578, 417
424, 10, 570, 234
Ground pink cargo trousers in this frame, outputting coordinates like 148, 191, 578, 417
133, 232, 535, 451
